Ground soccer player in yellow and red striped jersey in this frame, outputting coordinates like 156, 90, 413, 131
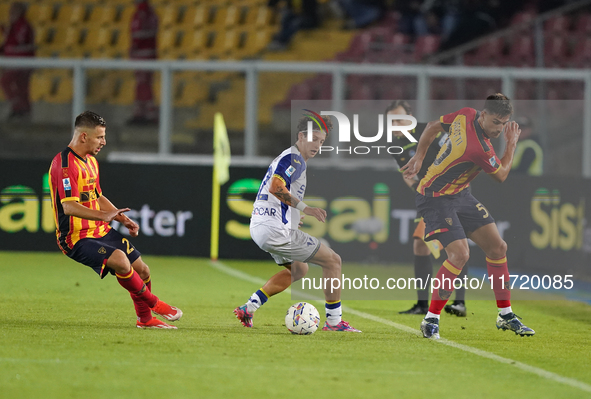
402, 94, 535, 339
49, 111, 182, 329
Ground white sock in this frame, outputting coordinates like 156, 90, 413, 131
426, 311, 440, 320
246, 292, 263, 313
499, 306, 513, 316
325, 302, 342, 326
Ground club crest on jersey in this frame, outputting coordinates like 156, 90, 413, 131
445, 218, 453, 225
62, 178, 71, 190
489, 156, 498, 168
286, 165, 296, 177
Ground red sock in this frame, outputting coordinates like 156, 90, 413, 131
116, 269, 158, 308
486, 256, 511, 308
131, 275, 153, 323
428, 260, 462, 315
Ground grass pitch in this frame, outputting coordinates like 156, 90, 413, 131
0, 252, 590, 399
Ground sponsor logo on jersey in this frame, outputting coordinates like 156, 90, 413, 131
252, 207, 277, 216
489, 156, 498, 168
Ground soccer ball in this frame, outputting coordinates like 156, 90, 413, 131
285, 302, 321, 335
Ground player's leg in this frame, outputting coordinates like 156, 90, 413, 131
399, 230, 431, 314
130, 257, 182, 324
235, 263, 291, 327
468, 223, 535, 336
444, 263, 468, 317
235, 261, 309, 327
107, 250, 158, 308
308, 243, 361, 332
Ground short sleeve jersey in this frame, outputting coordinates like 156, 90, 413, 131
49, 147, 111, 254
391, 122, 449, 180
418, 107, 502, 197
250, 146, 307, 230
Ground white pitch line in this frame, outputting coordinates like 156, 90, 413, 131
210, 260, 591, 394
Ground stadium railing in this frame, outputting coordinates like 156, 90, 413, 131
0, 56, 590, 177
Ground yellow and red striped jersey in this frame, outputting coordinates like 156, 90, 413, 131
418, 107, 502, 197
49, 147, 111, 254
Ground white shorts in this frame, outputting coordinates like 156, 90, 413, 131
250, 224, 321, 266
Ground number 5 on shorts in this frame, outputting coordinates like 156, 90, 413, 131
476, 203, 489, 218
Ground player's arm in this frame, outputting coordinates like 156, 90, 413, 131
269, 176, 326, 223
61, 200, 129, 223
489, 121, 521, 183
401, 120, 444, 179
98, 196, 140, 237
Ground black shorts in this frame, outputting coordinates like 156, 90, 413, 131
415, 190, 495, 248
67, 229, 141, 278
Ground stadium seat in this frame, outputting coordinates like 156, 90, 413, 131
211, 5, 240, 29
514, 80, 536, 100
30, 70, 52, 102
27, 3, 55, 26
506, 35, 535, 67
430, 78, 457, 100
544, 15, 570, 34
570, 36, 591, 68
464, 37, 505, 66
544, 35, 569, 67
574, 13, 591, 36
182, 5, 208, 30
155, 5, 180, 30
88, 5, 118, 28
56, 4, 90, 26
413, 35, 440, 62
463, 78, 501, 100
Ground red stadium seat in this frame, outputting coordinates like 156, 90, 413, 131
570, 36, 591, 68
506, 35, 535, 67
574, 13, 591, 36
348, 82, 374, 100
514, 80, 536, 100
430, 78, 457, 100
464, 37, 505, 66
544, 35, 569, 67
413, 35, 440, 62
544, 16, 570, 34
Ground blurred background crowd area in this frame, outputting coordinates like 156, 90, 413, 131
0, 0, 589, 177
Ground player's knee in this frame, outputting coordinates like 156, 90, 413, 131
490, 240, 507, 259
133, 260, 150, 280
107, 249, 131, 274
449, 249, 470, 267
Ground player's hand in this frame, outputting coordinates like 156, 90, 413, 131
303, 206, 327, 223
298, 215, 305, 228
123, 218, 140, 237
401, 155, 423, 180
504, 121, 521, 145
103, 208, 130, 223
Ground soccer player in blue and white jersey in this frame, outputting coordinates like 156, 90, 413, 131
233, 114, 361, 332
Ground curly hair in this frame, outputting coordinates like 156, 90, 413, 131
296, 113, 332, 136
